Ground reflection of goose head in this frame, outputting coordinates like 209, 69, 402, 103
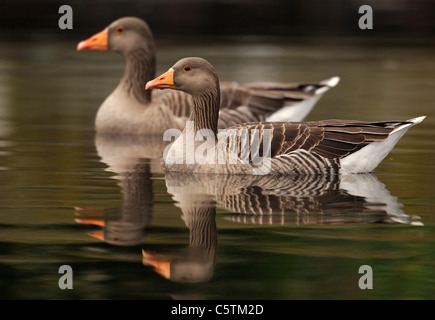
75, 134, 167, 246
143, 177, 217, 283
75, 160, 154, 246
142, 207, 216, 283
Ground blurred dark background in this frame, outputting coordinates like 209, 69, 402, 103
0, 0, 434, 44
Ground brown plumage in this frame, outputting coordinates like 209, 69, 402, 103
227, 119, 408, 159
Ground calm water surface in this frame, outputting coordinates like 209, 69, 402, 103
0, 38, 434, 299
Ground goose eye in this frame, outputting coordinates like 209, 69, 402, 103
116, 26, 124, 34
183, 65, 192, 72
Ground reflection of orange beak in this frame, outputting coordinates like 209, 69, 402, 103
77, 29, 108, 51
142, 250, 171, 279
87, 230, 105, 241
145, 69, 175, 90
75, 219, 105, 228
74, 206, 104, 212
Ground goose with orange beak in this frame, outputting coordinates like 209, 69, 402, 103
146, 57, 425, 175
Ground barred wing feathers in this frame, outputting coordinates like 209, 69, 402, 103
217, 119, 420, 174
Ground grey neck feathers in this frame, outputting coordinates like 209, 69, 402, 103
122, 48, 156, 104
189, 81, 220, 136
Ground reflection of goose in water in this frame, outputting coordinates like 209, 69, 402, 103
165, 172, 422, 226
142, 170, 421, 283
75, 134, 167, 246
142, 191, 217, 283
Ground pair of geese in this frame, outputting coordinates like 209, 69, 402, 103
77, 17, 425, 176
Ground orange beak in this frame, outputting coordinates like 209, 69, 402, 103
77, 29, 108, 51
145, 68, 175, 90
142, 250, 171, 279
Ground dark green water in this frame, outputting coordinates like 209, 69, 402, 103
0, 38, 434, 299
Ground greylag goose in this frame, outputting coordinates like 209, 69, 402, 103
145, 57, 425, 175
77, 16, 339, 135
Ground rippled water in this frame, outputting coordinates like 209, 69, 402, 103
0, 38, 434, 299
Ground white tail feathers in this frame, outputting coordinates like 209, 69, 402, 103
316, 76, 340, 95
267, 76, 341, 122
391, 116, 426, 134
341, 116, 426, 173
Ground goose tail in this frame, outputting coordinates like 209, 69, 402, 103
341, 116, 426, 173
266, 76, 341, 122
316, 76, 341, 95
391, 116, 426, 134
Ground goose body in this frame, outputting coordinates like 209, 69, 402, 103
77, 17, 339, 135
146, 57, 425, 176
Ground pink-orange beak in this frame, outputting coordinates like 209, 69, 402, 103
77, 29, 109, 51
145, 68, 175, 90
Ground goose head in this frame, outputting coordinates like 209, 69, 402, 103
146, 57, 219, 98
77, 17, 155, 56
